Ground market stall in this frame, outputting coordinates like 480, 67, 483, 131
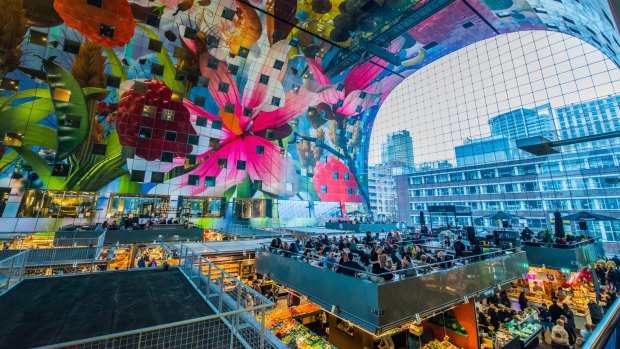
264, 303, 336, 349
508, 266, 596, 328
134, 244, 175, 268
9, 232, 55, 249
477, 305, 541, 349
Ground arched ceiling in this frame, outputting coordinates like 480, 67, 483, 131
1, 0, 620, 205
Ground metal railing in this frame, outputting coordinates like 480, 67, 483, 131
0, 250, 28, 295
34, 253, 286, 349
522, 237, 599, 249
259, 242, 509, 282
582, 297, 620, 349
177, 244, 285, 349
53, 230, 106, 248
0, 246, 106, 277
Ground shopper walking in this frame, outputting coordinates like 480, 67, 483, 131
551, 319, 570, 349
588, 300, 604, 325
549, 300, 566, 323
539, 304, 553, 342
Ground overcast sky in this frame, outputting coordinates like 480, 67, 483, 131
369, 31, 620, 165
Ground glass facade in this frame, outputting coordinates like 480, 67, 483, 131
382, 31, 620, 244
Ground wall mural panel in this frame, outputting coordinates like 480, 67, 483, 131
0, 0, 618, 231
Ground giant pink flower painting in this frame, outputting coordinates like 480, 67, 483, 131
179, 41, 321, 196
304, 37, 408, 122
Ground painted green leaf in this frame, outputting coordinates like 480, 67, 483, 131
11, 146, 65, 190
72, 155, 127, 191
64, 131, 126, 191
0, 98, 54, 135
23, 125, 57, 149
43, 60, 90, 161
119, 173, 142, 194
0, 88, 50, 112
103, 48, 128, 82
138, 24, 184, 93
236, 175, 253, 199
222, 186, 237, 201
0, 150, 19, 173
83, 87, 111, 98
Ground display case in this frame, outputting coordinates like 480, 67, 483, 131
264, 304, 334, 349
499, 309, 541, 349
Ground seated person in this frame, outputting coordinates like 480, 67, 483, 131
372, 251, 394, 281
436, 251, 453, 269
401, 255, 417, 277
322, 252, 338, 270
337, 253, 365, 276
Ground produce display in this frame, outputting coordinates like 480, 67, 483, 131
421, 338, 460, 349
497, 308, 541, 345
266, 303, 322, 323
263, 303, 333, 349
266, 317, 335, 349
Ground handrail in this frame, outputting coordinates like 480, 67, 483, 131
522, 238, 599, 249
582, 297, 620, 349
179, 244, 273, 307
258, 243, 512, 282
36, 305, 273, 349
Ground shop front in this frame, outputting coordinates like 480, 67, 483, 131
508, 266, 596, 329
17, 189, 98, 218
260, 293, 489, 349
476, 301, 542, 349
106, 193, 170, 220
178, 196, 226, 218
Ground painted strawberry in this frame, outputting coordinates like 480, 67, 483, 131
312, 156, 362, 203
116, 80, 197, 161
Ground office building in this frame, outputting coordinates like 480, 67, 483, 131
381, 130, 415, 167
489, 104, 557, 140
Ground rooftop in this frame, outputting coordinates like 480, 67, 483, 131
0, 268, 213, 349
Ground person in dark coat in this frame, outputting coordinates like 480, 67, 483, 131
500, 291, 511, 308
477, 309, 491, 331
453, 237, 466, 258
519, 291, 528, 311
539, 304, 553, 341
549, 300, 566, 323
561, 305, 577, 345
607, 266, 620, 291
487, 305, 500, 330
588, 300, 604, 325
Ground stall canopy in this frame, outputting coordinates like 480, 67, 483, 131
483, 211, 523, 221
563, 211, 620, 221
347, 210, 364, 216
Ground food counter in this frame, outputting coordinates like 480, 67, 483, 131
481, 307, 541, 349
264, 304, 335, 349
509, 268, 597, 329
421, 337, 461, 349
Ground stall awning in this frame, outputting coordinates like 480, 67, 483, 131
562, 211, 619, 221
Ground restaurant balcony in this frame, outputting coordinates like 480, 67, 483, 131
521, 238, 605, 271
255, 246, 529, 333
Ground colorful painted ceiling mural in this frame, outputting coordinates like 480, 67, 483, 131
0, 0, 618, 230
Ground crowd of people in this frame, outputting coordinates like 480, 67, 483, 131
512, 278, 618, 349
92, 216, 183, 231
477, 290, 605, 348
267, 230, 492, 282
